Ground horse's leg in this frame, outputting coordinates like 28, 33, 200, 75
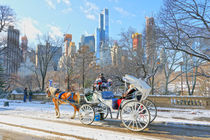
53, 99, 60, 118
70, 103, 79, 119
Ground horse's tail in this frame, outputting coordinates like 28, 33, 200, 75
76, 92, 80, 104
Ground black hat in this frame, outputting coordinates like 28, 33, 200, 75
99, 73, 104, 76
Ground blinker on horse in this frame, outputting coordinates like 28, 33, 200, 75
46, 87, 80, 119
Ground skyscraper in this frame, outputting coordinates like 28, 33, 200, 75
4, 26, 21, 75
146, 17, 157, 64
64, 34, 72, 56
95, 8, 110, 65
79, 34, 95, 53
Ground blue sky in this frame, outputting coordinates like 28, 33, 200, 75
0, 0, 163, 49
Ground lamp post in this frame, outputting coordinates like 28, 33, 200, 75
179, 62, 184, 96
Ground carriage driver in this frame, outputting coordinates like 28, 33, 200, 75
93, 73, 108, 91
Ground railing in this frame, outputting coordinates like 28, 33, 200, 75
147, 95, 210, 109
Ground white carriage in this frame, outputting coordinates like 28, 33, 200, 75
78, 74, 157, 132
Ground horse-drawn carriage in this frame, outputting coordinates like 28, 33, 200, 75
46, 74, 157, 132
79, 74, 157, 131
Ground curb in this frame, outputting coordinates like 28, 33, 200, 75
152, 121, 210, 131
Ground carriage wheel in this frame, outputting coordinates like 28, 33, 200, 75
121, 101, 150, 131
97, 103, 109, 120
79, 104, 95, 125
141, 99, 157, 123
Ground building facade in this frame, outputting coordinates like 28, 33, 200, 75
68, 42, 76, 58
79, 34, 95, 53
132, 33, 144, 59
36, 44, 62, 71
4, 26, 21, 75
111, 42, 122, 66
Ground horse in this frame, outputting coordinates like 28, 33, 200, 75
46, 87, 80, 119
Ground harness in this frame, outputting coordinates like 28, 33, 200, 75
58, 92, 66, 99
57, 91, 75, 103
67, 92, 75, 103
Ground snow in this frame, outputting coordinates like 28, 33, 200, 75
11, 90, 20, 94
0, 99, 210, 139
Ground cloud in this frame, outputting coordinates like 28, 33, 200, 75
45, 0, 56, 9
17, 17, 42, 41
114, 7, 135, 17
62, 7, 72, 13
47, 25, 63, 40
80, 0, 99, 20
62, 0, 71, 5
46, 0, 71, 10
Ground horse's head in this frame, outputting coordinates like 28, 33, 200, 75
46, 87, 57, 98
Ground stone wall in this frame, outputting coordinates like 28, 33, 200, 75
10, 94, 50, 101
9, 94, 210, 109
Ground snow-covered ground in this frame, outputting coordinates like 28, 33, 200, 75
0, 99, 210, 140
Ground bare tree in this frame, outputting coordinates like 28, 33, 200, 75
36, 34, 63, 91
74, 46, 95, 89
116, 27, 160, 94
59, 55, 74, 91
183, 53, 203, 95
0, 5, 15, 33
160, 49, 182, 94
158, 0, 210, 61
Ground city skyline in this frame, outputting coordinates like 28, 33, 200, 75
0, 0, 163, 50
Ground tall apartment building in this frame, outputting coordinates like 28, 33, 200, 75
64, 34, 76, 58
79, 34, 95, 53
95, 8, 110, 65
64, 34, 72, 56
146, 17, 157, 64
111, 42, 122, 66
4, 26, 21, 75
132, 33, 144, 59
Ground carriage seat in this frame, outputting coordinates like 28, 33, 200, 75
101, 91, 114, 99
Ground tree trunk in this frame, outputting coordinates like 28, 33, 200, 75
41, 75, 46, 92
191, 66, 198, 95
67, 75, 70, 92
165, 77, 169, 95
151, 75, 155, 95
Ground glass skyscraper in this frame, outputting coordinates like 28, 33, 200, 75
95, 8, 110, 65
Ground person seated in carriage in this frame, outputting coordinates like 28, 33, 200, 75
122, 84, 136, 99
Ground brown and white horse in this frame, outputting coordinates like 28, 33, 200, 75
46, 87, 80, 119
